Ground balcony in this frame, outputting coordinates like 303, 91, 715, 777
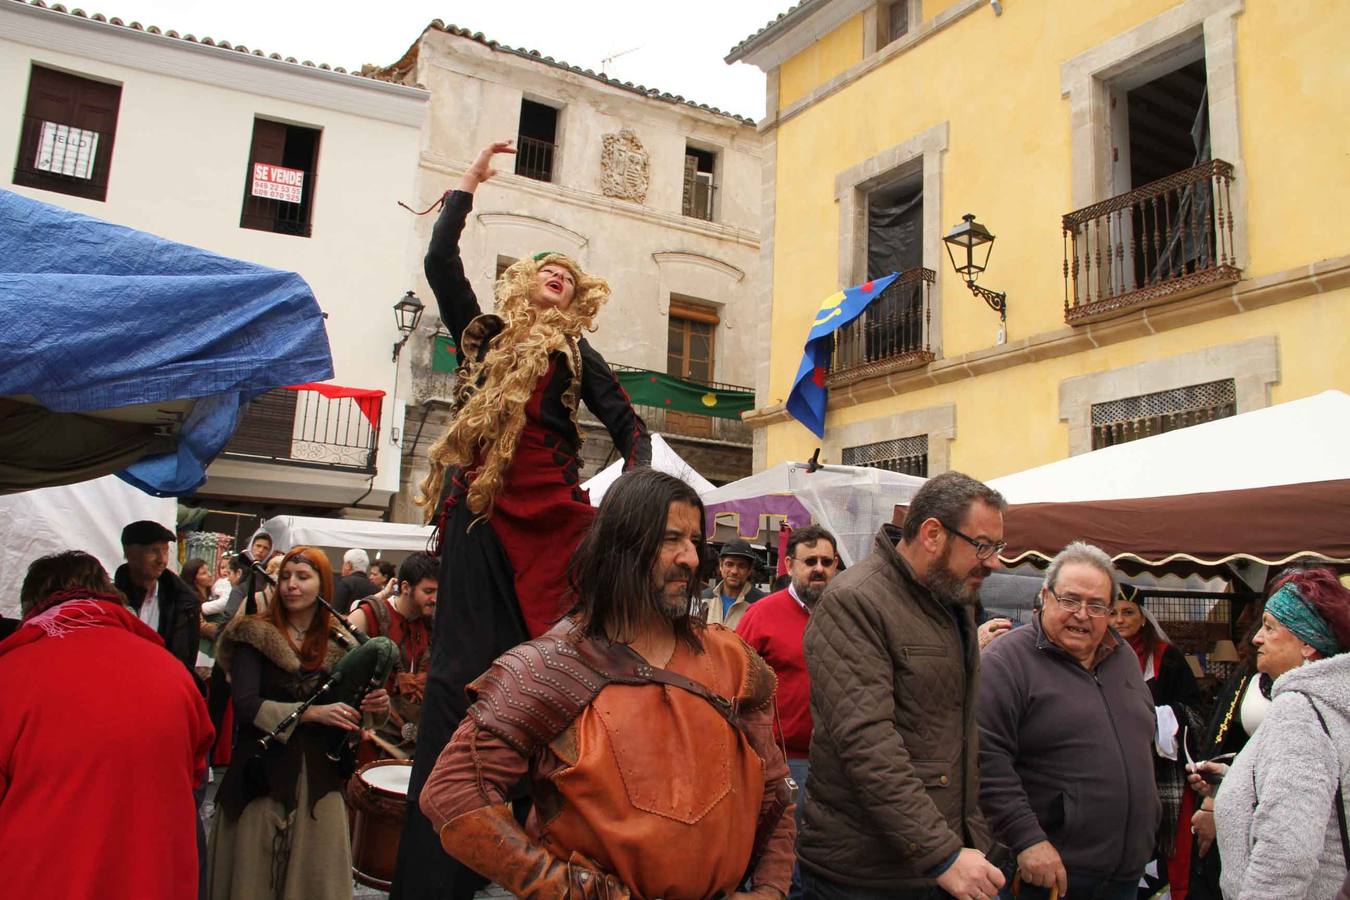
605, 365, 753, 444
827, 267, 935, 387
222, 387, 379, 473
514, 135, 556, 182
1063, 159, 1240, 324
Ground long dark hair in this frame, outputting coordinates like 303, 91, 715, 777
181, 557, 211, 602
568, 469, 705, 651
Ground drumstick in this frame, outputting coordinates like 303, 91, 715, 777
365, 731, 411, 760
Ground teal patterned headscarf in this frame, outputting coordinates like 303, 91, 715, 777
1266, 583, 1340, 657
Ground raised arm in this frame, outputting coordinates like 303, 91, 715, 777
424, 141, 517, 353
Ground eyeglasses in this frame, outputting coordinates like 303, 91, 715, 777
941, 524, 1007, 561
789, 555, 838, 569
1044, 587, 1111, 618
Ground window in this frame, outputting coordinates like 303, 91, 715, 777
667, 298, 718, 383
843, 434, 929, 477
829, 176, 930, 373
682, 145, 717, 221
1061, 2, 1247, 317
1090, 378, 1235, 450
240, 118, 321, 237
887, 0, 911, 43
13, 65, 121, 202
516, 99, 558, 182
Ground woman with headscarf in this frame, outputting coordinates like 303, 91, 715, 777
394, 140, 651, 900
1109, 585, 1206, 897
1188, 568, 1350, 899
207, 546, 389, 900
1184, 615, 1265, 900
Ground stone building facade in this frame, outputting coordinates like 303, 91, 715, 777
377, 22, 764, 523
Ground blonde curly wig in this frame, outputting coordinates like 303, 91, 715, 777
416, 253, 610, 523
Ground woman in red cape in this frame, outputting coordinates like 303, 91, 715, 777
0, 551, 214, 900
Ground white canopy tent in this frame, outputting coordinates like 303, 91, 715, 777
989, 390, 1350, 504
581, 433, 715, 506
987, 390, 1350, 568
701, 461, 927, 567
0, 475, 176, 618
260, 515, 435, 571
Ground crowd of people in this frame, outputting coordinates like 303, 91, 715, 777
1, 139, 1347, 900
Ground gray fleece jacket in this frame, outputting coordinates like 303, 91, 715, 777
1215, 652, 1350, 899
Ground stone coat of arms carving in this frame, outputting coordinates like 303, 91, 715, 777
601, 129, 650, 204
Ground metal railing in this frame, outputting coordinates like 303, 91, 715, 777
600, 365, 753, 445
515, 135, 556, 182
828, 267, 935, 385
685, 178, 716, 221
222, 388, 378, 473
629, 403, 752, 443
1063, 159, 1239, 322
240, 172, 314, 238
12, 114, 112, 201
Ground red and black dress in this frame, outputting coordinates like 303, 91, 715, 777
392, 189, 650, 900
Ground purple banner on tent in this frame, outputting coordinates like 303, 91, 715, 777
705, 496, 813, 541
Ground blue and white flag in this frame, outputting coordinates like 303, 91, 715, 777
785, 273, 900, 437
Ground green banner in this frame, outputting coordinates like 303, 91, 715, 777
617, 369, 754, 420
432, 334, 459, 373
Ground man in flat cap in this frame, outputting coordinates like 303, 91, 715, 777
113, 519, 201, 676
698, 539, 766, 628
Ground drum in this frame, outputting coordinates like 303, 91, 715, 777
347, 758, 413, 889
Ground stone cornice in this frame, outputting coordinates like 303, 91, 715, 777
743, 254, 1350, 428
756, 0, 985, 134
419, 155, 761, 248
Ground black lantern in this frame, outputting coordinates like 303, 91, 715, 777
942, 213, 1007, 323
392, 290, 425, 362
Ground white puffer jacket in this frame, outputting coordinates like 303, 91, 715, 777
1215, 652, 1350, 899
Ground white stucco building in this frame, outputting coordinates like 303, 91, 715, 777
1, 0, 428, 538
373, 22, 764, 522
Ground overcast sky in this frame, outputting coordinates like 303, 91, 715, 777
83, 0, 792, 119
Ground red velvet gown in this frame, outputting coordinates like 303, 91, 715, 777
391, 189, 650, 900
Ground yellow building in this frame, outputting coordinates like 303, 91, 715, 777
728, 0, 1349, 481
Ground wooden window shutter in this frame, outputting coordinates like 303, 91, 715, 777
682, 154, 698, 217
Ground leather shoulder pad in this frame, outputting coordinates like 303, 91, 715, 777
737, 634, 778, 713
466, 633, 610, 756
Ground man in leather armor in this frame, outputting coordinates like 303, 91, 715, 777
419, 468, 795, 900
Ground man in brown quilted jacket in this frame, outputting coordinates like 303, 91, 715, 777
801, 471, 1008, 900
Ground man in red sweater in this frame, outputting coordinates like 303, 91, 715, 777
736, 524, 840, 829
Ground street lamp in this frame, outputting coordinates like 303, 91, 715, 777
391, 290, 425, 362
942, 213, 1007, 323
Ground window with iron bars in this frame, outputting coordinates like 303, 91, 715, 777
842, 434, 928, 477
1091, 378, 1236, 449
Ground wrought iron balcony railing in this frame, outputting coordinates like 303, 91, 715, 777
1063, 159, 1240, 323
514, 135, 556, 182
222, 388, 378, 473
827, 267, 935, 386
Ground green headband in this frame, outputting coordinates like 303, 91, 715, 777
532, 251, 559, 261
1266, 583, 1340, 657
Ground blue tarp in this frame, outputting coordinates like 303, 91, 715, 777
0, 189, 334, 496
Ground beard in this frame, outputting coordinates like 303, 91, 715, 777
923, 543, 984, 607
650, 564, 696, 622
792, 575, 829, 609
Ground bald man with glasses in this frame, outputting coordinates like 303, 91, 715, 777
977, 541, 1160, 900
